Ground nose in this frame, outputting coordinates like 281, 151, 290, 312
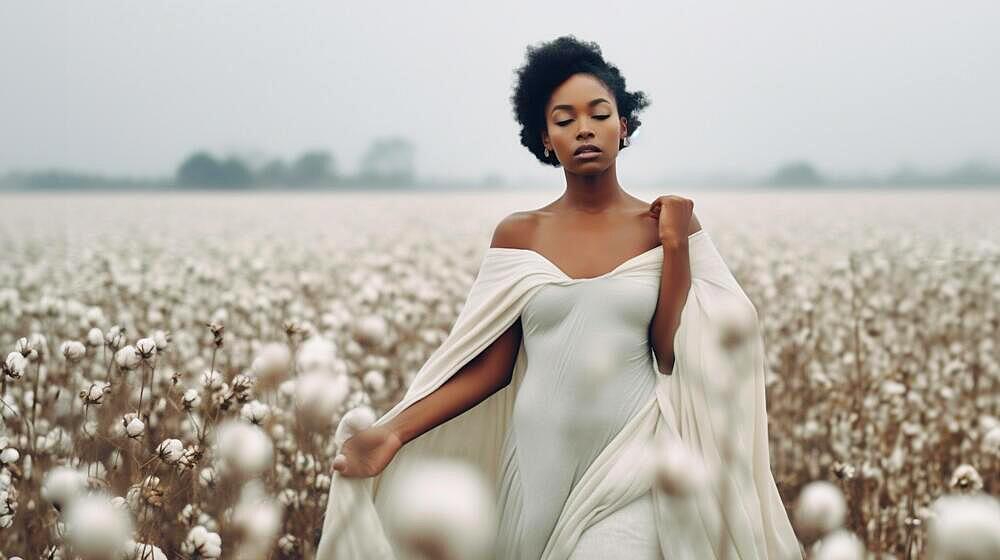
576, 121, 595, 140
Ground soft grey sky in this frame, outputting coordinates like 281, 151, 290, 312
1, 1, 998, 186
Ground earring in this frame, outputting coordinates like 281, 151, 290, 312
623, 136, 630, 147
544, 147, 550, 157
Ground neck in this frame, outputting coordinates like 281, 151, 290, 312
555, 160, 627, 213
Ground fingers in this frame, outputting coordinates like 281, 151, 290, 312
332, 453, 346, 474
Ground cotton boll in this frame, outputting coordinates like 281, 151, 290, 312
948, 464, 984, 493
182, 389, 202, 410
4, 352, 27, 379
250, 343, 291, 388
795, 481, 847, 544
152, 330, 171, 351
294, 371, 350, 428
812, 529, 864, 560
181, 525, 222, 559
60, 341, 87, 363
125, 417, 145, 439
213, 420, 274, 478
333, 405, 377, 448
125, 541, 168, 560
295, 336, 338, 374
381, 458, 496, 560
362, 369, 386, 394
62, 492, 133, 560
135, 338, 157, 361
201, 369, 224, 390
86, 327, 105, 347
652, 432, 711, 498
42, 466, 88, 511
354, 314, 389, 348
115, 346, 140, 371
155, 439, 185, 464
104, 326, 126, 351
231, 481, 283, 560
926, 494, 1000, 560
199, 467, 217, 489
983, 426, 1000, 457
0, 447, 18, 464
240, 400, 270, 425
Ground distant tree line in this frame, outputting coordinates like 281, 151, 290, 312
764, 159, 1000, 187
175, 136, 416, 189
0, 136, 418, 190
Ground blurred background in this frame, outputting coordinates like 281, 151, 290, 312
1, 0, 998, 192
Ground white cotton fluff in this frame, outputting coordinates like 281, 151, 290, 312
125, 541, 168, 560
86, 327, 105, 347
135, 338, 157, 360
240, 400, 270, 424
927, 493, 1000, 560
231, 481, 283, 560
41, 466, 88, 510
182, 388, 202, 409
125, 417, 145, 438
60, 340, 87, 362
201, 369, 224, 390
353, 314, 389, 347
295, 336, 338, 374
214, 420, 274, 478
156, 439, 185, 463
652, 432, 711, 498
794, 481, 848, 543
250, 343, 292, 384
813, 529, 865, 560
293, 371, 350, 427
380, 458, 496, 560
362, 369, 386, 394
4, 352, 27, 379
333, 405, 377, 448
0, 448, 18, 464
115, 345, 140, 371
181, 525, 222, 559
63, 492, 134, 559
983, 426, 1000, 457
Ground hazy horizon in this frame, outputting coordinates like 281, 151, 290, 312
2, 1, 999, 187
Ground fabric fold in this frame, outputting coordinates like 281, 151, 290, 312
315, 229, 802, 560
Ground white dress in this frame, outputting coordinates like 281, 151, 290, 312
496, 266, 663, 559
315, 229, 803, 560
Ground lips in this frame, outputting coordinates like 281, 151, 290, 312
574, 144, 602, 155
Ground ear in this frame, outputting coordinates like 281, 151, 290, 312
540, 130, 550, 151
619, 117, 628, 141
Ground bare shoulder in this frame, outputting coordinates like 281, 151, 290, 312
490, 211, 539, 249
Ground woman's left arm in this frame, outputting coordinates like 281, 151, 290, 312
647, 195, 702, 374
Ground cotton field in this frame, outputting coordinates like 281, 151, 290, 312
0, 189, 998, 559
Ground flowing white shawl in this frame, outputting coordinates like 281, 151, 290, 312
316, 229, 802, 560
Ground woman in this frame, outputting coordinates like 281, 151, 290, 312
317, 35, 802, 560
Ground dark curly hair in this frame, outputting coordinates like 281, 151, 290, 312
510, 35, 651, 167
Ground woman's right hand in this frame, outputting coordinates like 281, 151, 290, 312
331, 425, 403, 478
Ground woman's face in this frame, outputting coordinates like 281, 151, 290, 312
542, 73, 628, 173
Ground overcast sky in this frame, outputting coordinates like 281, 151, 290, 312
1, 1, 998, 186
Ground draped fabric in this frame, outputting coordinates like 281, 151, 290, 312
315, 229, 802, 560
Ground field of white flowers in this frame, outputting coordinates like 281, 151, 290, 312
0, 189, 998, 559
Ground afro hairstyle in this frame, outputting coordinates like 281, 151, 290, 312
510, 35, 650, 167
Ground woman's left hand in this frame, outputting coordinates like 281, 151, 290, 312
648, 195, 694, 247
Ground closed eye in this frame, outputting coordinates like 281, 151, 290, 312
556, 115, 612, 127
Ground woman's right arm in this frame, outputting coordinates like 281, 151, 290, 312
383, 316, 522, 445
332, 215, 528, 478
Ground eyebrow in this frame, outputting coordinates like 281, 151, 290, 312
550, 98, 611, 114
